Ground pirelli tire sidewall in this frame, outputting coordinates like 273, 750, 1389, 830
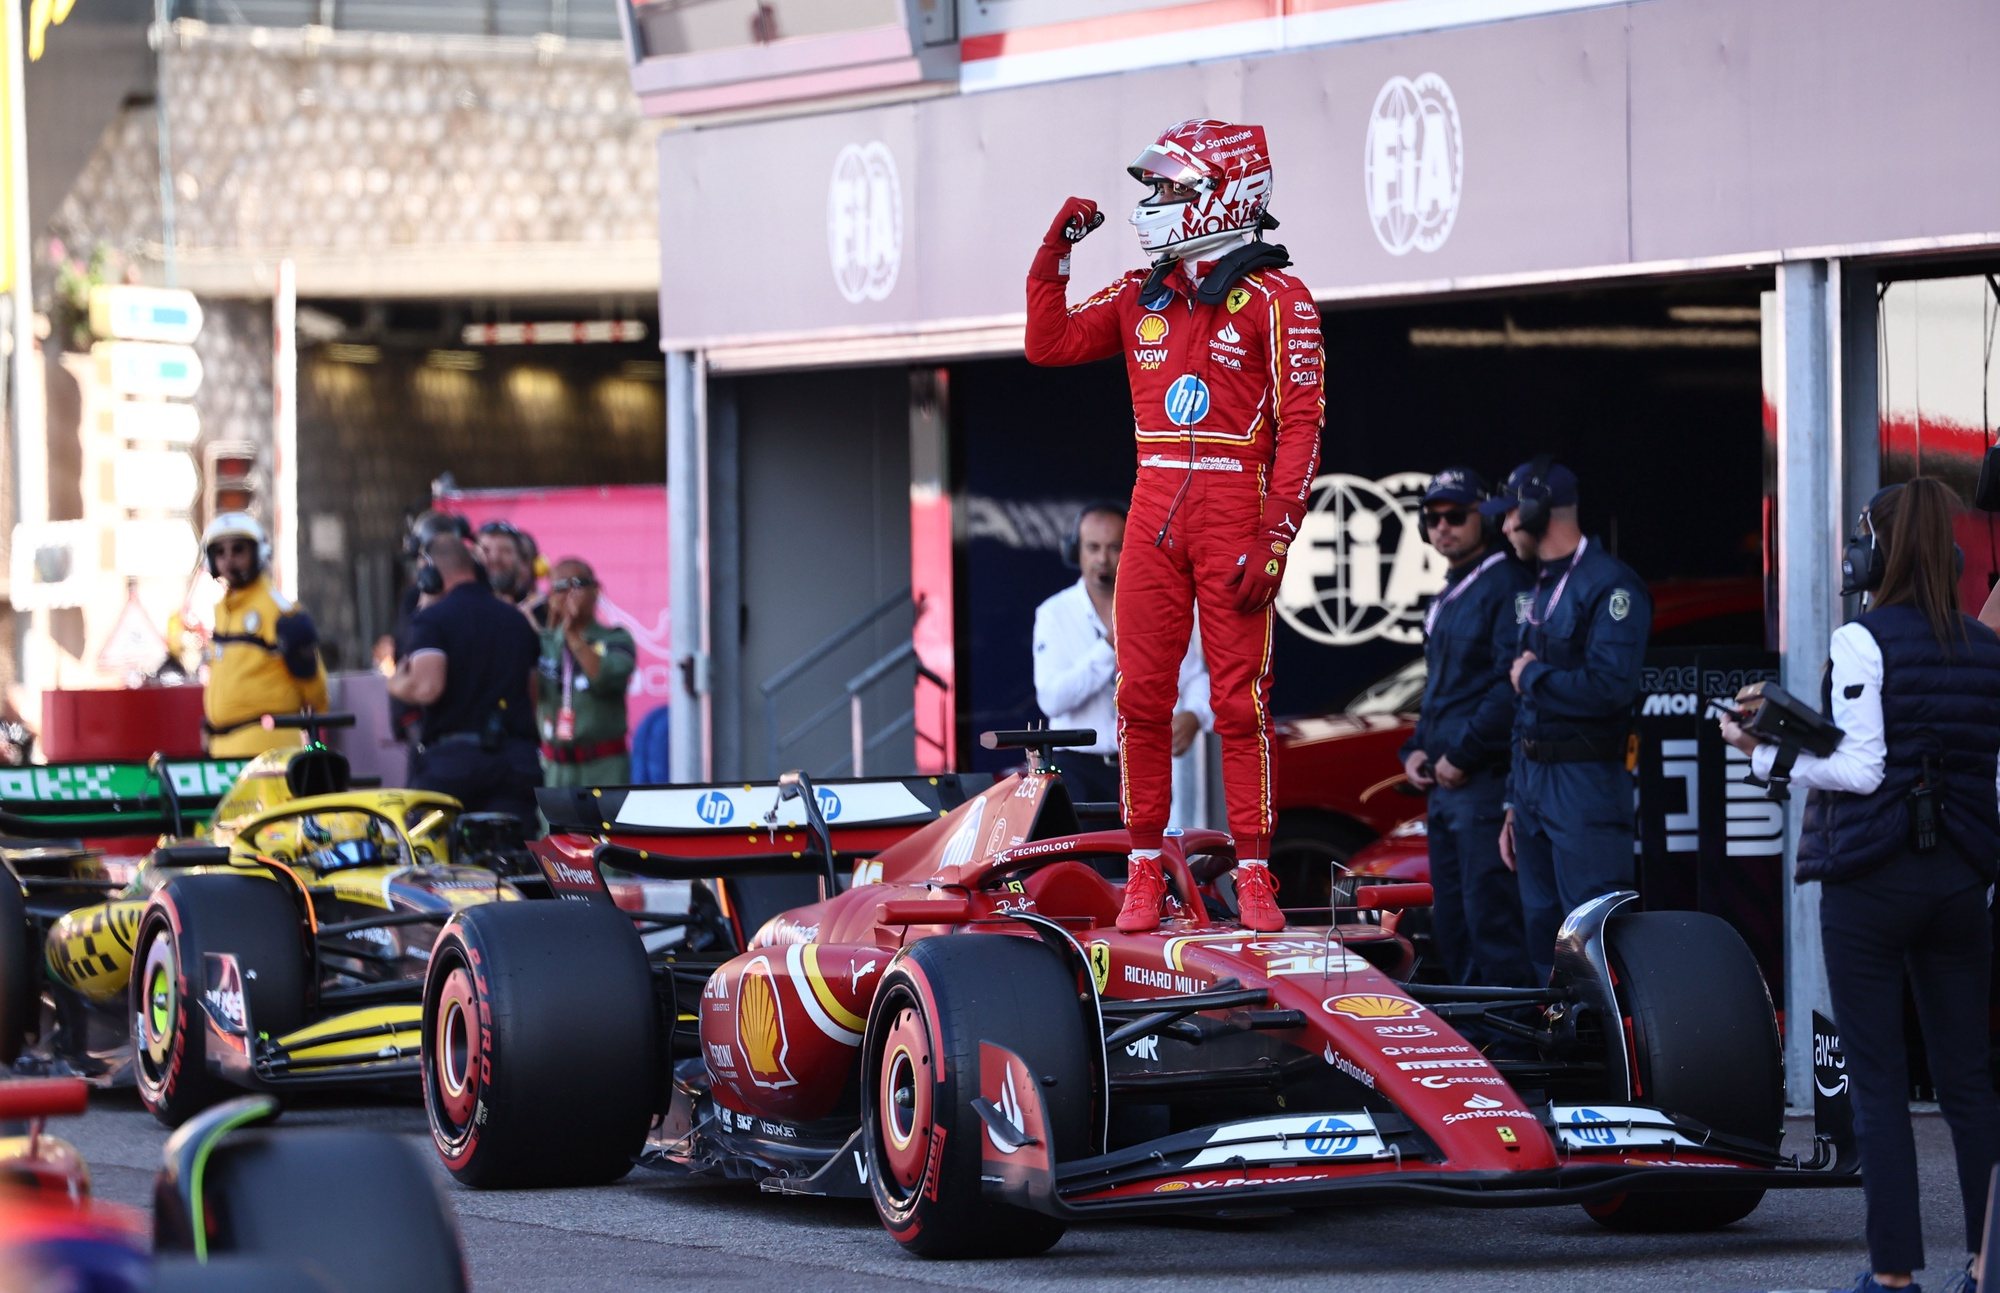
861, 933, 1089, 1259
421, 901, 658, 1189
0, 873, 33, 1063
131, 875, 310, 1127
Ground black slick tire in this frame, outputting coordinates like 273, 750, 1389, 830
1583, 909, 1781, 1232
423, 900, 658, 1188
131, 875, 308, 1128
862, 933, 1092, 1259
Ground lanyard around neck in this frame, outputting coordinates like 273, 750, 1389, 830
1424, 550, 1509, 637
1525, 537, 1587, 628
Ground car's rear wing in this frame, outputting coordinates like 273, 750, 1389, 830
0, 757, 248, 839
537, 774, 989, 856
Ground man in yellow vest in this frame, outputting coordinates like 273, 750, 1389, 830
201, 512, 330, 757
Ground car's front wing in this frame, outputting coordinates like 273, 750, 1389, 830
199, 952, 422, 1091
972, 1040, 1859, 1220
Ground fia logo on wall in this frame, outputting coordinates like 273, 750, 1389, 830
828, 142, 903, 304
1276, 472, 1449, 647
1364, 73, 1463, 256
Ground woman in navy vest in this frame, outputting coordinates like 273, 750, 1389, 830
1723, 477, 2000, 1293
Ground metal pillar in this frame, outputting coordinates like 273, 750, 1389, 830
706, 379, 742, 780
1775, 260, 1837, 1109
666, 348, 710, 783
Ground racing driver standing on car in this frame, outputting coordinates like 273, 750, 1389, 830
1026, 119, 1324, 933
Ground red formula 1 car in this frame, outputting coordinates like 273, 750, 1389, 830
420, 731, 1854, 1259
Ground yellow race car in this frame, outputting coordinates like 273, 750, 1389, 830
3, 721, 539, 1126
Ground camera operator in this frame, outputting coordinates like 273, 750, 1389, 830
388, 527, 542, 821
1721, 477, 2000, 1293
1400, 468, 1533, 988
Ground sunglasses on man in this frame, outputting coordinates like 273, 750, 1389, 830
550, 576, 597, 592
1423, 508, 1472, 529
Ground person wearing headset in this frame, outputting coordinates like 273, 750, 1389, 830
1400, 468, 1535, 989
1032, 502, 1212, 819
1025, 119, 1323, 933
1481, 458, 1650, 981
1721, 478, 1999, 1293
199, 511, 329, 757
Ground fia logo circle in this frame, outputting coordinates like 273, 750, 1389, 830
1163, 375, 1211, 426
1274, 472, 1449, 647
1364, 73, 1464, 256
827, 142, 903, 304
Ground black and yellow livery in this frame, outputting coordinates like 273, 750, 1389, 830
0, 734, 539, 1127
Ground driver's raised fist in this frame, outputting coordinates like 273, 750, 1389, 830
1032, 197, 1105, 281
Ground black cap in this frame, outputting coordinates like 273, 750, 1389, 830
1422, 467, 1488, 507
1480, 459, 1579, 519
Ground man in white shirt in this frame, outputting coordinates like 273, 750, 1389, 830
1033, 503, 1211, 821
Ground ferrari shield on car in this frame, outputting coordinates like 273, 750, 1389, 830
419, 729, 1856, 1258
1, 720, 542, 1126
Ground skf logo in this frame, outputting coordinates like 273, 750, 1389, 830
1276, 472, 1449, 647
1134, 314, 1170, 344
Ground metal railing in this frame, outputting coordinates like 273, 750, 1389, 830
761, 588, 940, 777
170, 0, 622, 40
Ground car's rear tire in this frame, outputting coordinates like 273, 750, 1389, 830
423, 900, 658, 1188
132, 875, 308, 1128
862, 933, 1092, 1259
156, 1128, 466, 1292
1583, 910, 1780, 1232
0, 872, 34, 1063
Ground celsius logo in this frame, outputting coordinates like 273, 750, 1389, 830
1164, 375, 1211, 426
815, 787, 842, 821
1364, 73, 1464, 256
828, 141, 902, 304
695, 790, 735, 825
1277, 472, 1449, 647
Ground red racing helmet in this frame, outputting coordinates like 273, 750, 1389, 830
1127, 119, 1274, 262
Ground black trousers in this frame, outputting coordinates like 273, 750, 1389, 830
1426, 772, 1531, 988
1820, 850, 2000, 1274
410, 738, 544, 824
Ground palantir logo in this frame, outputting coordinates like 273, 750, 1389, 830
1364, 73, 1463, 256
828, 142, 902, 304
695, 790, 735, 826
1277, 472, 1448, 647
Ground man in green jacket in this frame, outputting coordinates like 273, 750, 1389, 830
537, 559, 637, 786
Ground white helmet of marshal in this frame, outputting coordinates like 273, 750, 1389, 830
201, 511, 269, 577
1128, 118, 1275, 263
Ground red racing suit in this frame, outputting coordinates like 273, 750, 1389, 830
1026, 252, 1324, 859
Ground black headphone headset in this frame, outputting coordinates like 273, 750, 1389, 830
1512, 454, 1560, 538
1841, 482, 1965, 597
1061, 501, 1129, 568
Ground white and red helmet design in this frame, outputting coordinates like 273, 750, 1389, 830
1127, 119, 1274, 262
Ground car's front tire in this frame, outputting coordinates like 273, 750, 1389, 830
132, 875, 308, 1127
1583, 910, 1781, 1232
862, 933, 1092, 1259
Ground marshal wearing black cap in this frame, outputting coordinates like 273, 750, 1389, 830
1483, 457, 1651, 982
1400, 467, 1535, 990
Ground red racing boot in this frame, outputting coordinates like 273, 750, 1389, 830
1234, 864, 1285, 933
1116, 853, 1168, 933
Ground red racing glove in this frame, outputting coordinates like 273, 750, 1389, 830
1227, 496, 1306, 614
1030, 197, 1105, 281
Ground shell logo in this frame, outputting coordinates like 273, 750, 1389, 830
1153, 1180, 1191, 1193
1322, 993, 1425, 1021
737, 956, 797, 1089
1134, 314, 1170, 344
